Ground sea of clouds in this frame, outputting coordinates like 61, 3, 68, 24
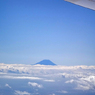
0, 63, 95, 95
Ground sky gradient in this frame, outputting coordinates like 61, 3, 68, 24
0, 0, 95, 65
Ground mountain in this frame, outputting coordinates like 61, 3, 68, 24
35, 60, 56, 65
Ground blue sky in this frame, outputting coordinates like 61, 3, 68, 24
0, 0, 95, 65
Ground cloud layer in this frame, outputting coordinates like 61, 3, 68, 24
0, 63, 95, 94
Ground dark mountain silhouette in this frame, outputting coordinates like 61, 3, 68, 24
35, 60, 56, 65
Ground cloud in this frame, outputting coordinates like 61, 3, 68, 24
1, 63, 95, 92
75, 76, 95, 90
44, 79, 55, 82
15, 90, 30, 95
65, 76, 95, 91
65, 79, 74, 83
5, 84, 11, 88
81, 76, 95, 85
1, 63, 95, 75
28, 82, 43, 88
0, 76, 42, 80
57, 90, 68, 93
75, 84, 92, 90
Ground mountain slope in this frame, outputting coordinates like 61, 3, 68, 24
35, 60, 56, 65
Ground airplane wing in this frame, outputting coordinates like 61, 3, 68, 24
64, 0, 95, 10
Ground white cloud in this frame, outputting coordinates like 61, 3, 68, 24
57, 90, 68, 93
81, 76, 95, 85
1, 63, 95, 92
44, 79, 55, 82
0, 63, 95, 75
75, 76, 95, 90
65, 79, 74, 83
15, 90, 30, 95
0, 76, 42, 80
5, 84, 11, 88
28, 82, 43, 88
75, 84, 91, 90
65, 76, 95, 91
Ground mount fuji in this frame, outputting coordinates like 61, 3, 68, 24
35, 59, 56, 65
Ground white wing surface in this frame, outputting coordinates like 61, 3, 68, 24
65, 0, 95, 10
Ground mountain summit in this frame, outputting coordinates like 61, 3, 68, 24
35, 60, 56, 65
